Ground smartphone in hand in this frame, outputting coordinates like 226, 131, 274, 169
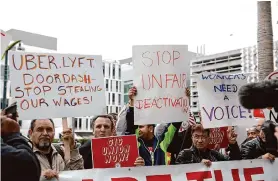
4, 102, 18, 121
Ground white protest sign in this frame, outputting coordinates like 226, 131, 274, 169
133, 45, 189, 125
197, 72, 254, 128
263, 69, 278, 123
58, 160, 278, 181
9, 51, 106, 120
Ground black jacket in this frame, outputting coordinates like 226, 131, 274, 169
176, 144, 241, 164
79, 140, 93, 169
1, 133, 41, 181
241, 137, 278, 159
241, 121, 278, 160
167, 126, 192, 165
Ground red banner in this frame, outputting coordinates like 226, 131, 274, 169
92, 135, 138, 168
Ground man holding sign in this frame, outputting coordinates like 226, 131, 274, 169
79, 115, 144, 169
117, 86, 181, 166
176, 125, 241, 167
28, 119, 83, 180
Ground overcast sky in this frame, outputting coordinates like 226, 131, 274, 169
1, 0, 278, 60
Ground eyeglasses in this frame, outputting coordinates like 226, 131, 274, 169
193, 135, 208, 140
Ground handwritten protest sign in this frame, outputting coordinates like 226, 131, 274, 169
8, 51, 106, 120
197, 72, 254, 128
92, 135, 138, 168
133, 45, 189, 125
263, 69, 278, 123
207, 127, 229, 149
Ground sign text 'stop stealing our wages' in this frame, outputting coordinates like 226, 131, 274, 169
9, 51, 106, 120
133, 45, 189, 125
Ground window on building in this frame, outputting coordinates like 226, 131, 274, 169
118, 94, 121, 105
108, 64, 111, 78
124, 95, 129, 104
106, 79, 108, 91
116, 107, 118, 113
110, 80, 112, 91
112, 93, 115, 105
119, 65, 121, 79
79, 118, 82, 129
108, 92, 110, 104
103, 65, 105, 76
18, 120, 22, 127
119, 81, 121, 92
86, 118, 88, 129
110, 106, 112, 113
74, 118, 78, 129
106, 106, 109, 114
124, 83, 132, 94
1, 64, 4, 79
112, 64, 115, 79
116, 81, 118, 92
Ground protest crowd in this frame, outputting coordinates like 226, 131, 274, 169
1, 83, 278, 181
0, 40, 278, 181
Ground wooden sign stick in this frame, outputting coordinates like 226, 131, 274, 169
62, 117, 71, 162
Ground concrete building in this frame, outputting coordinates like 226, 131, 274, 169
1, 29, 124, 139
190, 40, 278, 117
120, 58, 133, 104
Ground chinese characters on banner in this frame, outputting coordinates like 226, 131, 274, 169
133, 45, 189, 125
9, 51, 106, 120
207, 127, 229, 149
197, 72, 254, 128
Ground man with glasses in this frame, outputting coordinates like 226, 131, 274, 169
175, 124, 241, 167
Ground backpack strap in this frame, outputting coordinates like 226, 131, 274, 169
53, 144, 65, 160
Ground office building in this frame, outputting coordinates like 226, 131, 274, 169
120, 58, 133, 104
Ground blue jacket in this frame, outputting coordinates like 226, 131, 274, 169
116, 106, 179, 166
138, 123, 177, 166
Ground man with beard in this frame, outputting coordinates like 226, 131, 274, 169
29, 119, 83, 180
241, 120, 278, 161
240, 126, 260, 147
116, 87, 181, 166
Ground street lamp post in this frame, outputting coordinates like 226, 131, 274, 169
2, 52, 9, 109
1, 40, 21, 109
